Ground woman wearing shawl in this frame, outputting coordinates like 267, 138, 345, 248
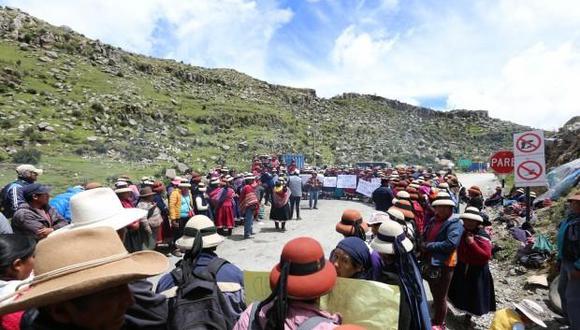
210, 178, 236, 236
239, 175, 260, 239
371, 221, 431, 330
330, 237, 373, 280
193, 182, 212, 219
448, 207, 496, 326
233, 237, 341, 330
270, 179, 291, 232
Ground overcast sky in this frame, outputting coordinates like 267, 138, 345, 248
3, 0, 579, 130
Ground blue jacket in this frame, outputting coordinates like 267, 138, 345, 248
49, 187, 84, 222
557, 212, 580, 270
424, 217, 464, 267
155, 251, 244, 293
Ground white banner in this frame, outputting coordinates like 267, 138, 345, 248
356, 179, 381, 197
323, 177, 337, 188
337, 175, 357, 189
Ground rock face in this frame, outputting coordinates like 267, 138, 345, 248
0, 6, 535, 169
545, 116, 580, 169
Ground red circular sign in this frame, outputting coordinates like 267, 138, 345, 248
516, 132, 542, 154
516, 160, 543, 181
490, 150, 514, 174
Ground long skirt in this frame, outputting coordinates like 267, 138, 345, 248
215, 204, 235, 229
448, 261, 496, 316
270, 203, 290, 221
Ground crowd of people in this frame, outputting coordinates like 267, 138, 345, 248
0, 160, 577, 330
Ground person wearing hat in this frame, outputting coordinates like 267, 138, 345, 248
406, 187, 426, 236
234, 237, 341, 329
330, 237, 373, 280
371, 221, 431, 330
336, 209, 368, 241
556, 192, 580, 328
192, 182, 212, 219
135, 186, 163, 249
466, 186, 484, 210
287, 170, 303, 220
156, 215, 244, 312
0, 227, 169, 330
421, 192, 463, 329
239, 175, 260, 239
169, 180, 194, 256
490, 299, 547, 329
484, 186, 504, 207
306, 172, 322, 209
259, 169, 275, 206
11, 184, 67, 241
209, 177, 236, 236
372, 178, 394, 212
270, 179, 291, 232
448, 207, 496, 325
1, 164, 43, 219
151, 180, 171, 248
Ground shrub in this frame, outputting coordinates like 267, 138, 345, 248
12, 148, 42, 164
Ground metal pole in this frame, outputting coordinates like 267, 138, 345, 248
525, 187, 531, 223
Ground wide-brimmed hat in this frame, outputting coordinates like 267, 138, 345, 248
152, 181, 165, 193
460, 206, 483, 222
387, 207, 405, 223
171, 176, 183, 186
178, 179, 192, 188
139, 186, 156, 197
516, 188, 525, 194
371, 221, 413, 255
269, 237, 336, 300
0, 227, 168, 314
396, 191, 411, 201
197, 182, 207, 192
514, 299, 547, 328
468, 186, 482, 195
336, 209, 368, 236
53, 188, 146, 234
568, 192, 580, 202
367, 211, 390, 226
431, 192, 456, 207
438, 182, 449, 189
176, 215, 224, 250
393, 200, 415, 220
114, 181, 132, 194
16, 164, 43, 176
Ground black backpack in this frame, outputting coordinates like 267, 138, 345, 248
168, 257, 240, 330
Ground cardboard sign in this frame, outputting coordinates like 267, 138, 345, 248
323, 177, 338, 188
356, 179, 381, 197
337, 175, 357, 189
243, 271, 399, 330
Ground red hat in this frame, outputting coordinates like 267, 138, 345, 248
152, 181, 165, 193
468, 186, 482, 195
394, 200, 415, 220
269, 237, 336, 300
336, 209, 368, 236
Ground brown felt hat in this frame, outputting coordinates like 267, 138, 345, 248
0, 227, 168, 314
269, 237, 336, 300
336, 209, 368, 236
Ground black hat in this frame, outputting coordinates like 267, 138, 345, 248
22, 184, 51, 200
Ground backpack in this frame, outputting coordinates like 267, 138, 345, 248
247, 302, 339, 330
168, 257, 241, 330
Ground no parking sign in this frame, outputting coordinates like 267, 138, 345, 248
513, 130, 547, 187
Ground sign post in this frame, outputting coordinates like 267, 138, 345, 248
513, 130, 547, 225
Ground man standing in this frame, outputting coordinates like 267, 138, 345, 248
306, 172, 322, 209
12, 184, 67, 240
557, 192, 580, 328
1, 164, 43, 218
287, 170, 303, 220
372, 178, 394, 212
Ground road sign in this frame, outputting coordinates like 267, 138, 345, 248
489, 150, 514, 174
514, 155, 547, 187
513, 130, 545, 157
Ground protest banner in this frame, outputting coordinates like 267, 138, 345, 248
336, 175, 357, 189
323, 176, 337, 188
244, 271, 399, 330
356, 179, 381, 197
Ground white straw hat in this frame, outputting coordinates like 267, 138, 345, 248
431, 192, 456, 207
460, 206, 483, 222
176, 215, 224, 251
370, 221, 413, 255
514, 299, 547, 328
52, 188, 146, 234
367, 211, 390, 225
396, 191, 411, 200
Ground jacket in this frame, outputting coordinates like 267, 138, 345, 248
168, 190, 192, 220
424, 217, 464, 267
1, 179, 30, 218
48, 187, 83, 222
11, 204, 67, 240
557, 212, 580, 270
287, 176, 303, 197
124, 280, 168, 330
457, 228, 492, 266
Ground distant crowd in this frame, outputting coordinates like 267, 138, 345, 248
0, 158, 578, 330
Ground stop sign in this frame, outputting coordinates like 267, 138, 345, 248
490, 150, 514, 174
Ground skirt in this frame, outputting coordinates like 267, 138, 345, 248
270, 203, 290, 221
448, 261, 496, 316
